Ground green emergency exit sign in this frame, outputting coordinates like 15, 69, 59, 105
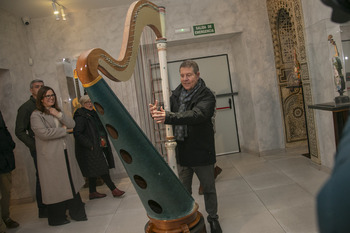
193, 23, 215, 36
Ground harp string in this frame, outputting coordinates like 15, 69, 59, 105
76, 0, 164, 85
136, 27, 168, 159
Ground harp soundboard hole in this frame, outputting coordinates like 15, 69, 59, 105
120, 149, 132, 164
134, 175, 147, 189
148, 200, 163, 214
106, 124, 118, 139
94, 102, 104, 115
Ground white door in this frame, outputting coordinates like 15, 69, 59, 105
167, 55, 240, 155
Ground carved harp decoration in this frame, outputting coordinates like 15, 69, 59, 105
77, 1, 164, 85
76, 1, 204, 232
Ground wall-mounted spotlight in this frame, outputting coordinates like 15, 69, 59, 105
51, 0, 68, 21
61, 6, 66, 20
52, 1, 59, 15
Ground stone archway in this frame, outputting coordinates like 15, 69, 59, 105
266, 0, 320, 164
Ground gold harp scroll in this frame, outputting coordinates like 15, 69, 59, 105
76, 0, 164, 86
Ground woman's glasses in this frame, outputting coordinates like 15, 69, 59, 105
44, 94, 56, 99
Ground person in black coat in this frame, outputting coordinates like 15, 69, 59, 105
0, 110, 19, 230
15, 79, 47, 218
149, 60, 222, 233
73, 95, 125, 200
317, 117, 350, 233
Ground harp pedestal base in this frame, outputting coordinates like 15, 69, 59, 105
144, 203, 206, 233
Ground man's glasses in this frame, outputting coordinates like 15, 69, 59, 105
44, 94, 56, 99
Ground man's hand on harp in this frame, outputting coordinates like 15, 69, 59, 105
149, 99, 165, 123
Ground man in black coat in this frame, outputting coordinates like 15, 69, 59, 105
149, 60, 222, 233
0, 110, 19, 230
15, 79, 47, 218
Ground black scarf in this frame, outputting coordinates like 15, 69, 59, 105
174, 78, 203, 141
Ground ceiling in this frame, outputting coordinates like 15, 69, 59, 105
0, 0, 136, 19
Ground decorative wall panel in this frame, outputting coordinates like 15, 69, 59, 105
267, 0, 320, 163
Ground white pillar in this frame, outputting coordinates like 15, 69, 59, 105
156, 40, 178, 176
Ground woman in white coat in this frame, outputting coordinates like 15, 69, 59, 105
30, 86, 86, 226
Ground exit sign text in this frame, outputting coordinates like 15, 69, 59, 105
193, 23, 215, 36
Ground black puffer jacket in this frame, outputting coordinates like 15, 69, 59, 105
73, 108, 115, 177
165, 80, 216, 167
0, 111, 16, 174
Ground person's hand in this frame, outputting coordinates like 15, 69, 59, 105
61, 124, 66, 129
149, 100, 166, 123
49, 107, 59, 117
153, 107, 166, 123
149, 99, 159, 116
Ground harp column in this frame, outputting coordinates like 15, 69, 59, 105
156, 6, 178, 176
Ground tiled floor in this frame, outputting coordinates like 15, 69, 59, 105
7, 147, 331, 233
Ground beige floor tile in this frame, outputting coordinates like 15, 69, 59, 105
220, 211, 285, 233
235, 160, 279, 177
216, 155, 236, 169
229, 153, 266, 167
218, 192, 267, 217
215, 177, 252, 197
281, 165, 330, 195
243, 170, 295, 190
106, 209, 148, 233
269, 156, 312, 172
255, 183, 314, 211
271, 203, 319, 233
56, 214, 113, 233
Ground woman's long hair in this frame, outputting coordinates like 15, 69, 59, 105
36, 86, 61, 114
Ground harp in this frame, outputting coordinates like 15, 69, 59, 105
76, 1, 206, 232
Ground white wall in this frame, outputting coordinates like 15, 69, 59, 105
0, 9, 37, 201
